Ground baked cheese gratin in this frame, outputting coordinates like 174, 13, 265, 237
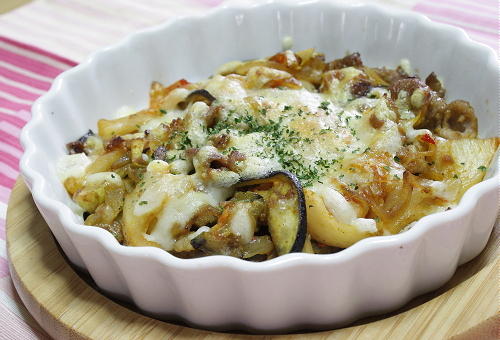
58, 49, 498, 260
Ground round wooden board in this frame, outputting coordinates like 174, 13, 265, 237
6, 178, 499, 340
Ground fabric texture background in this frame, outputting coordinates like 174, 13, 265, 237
0, 0, 497, 338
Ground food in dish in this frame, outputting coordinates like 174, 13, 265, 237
57, 49, 498, 260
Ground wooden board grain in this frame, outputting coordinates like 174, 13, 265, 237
6, 178, 499, 340
0, 0, 31, 14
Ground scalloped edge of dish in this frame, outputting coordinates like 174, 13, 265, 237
20, 0, 499, 331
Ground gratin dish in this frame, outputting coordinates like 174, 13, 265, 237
20, 0, 499, 332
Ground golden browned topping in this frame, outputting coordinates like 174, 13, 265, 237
58, 49, 498, 260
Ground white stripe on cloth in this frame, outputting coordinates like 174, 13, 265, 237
0, 237, 5, 258
0, 203, 5, 226
438, 0, 497, 11
0, 61, 54, 83
36, 1, 129, 37
0, 40, 72, 70
0, 278, 48, 339
0, 107, 17, 115
464, 32, 498, 46
0, 163, 18, 181
0, 75, 45, 96
12, 109, 30, 121
0, 122, 22, 139
0, 108, 31, 122
0, 20, 91, 63
0, 141, 22, 159
0, 287, 31, 322
0, 91, 33, 106
421, 13, 497, 35
0, 0, 214, 62
420, 0, 497, 19
12, 11, 112, 48
0, 0, 418, 63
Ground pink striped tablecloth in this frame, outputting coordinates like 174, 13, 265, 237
0, 0, 497, 339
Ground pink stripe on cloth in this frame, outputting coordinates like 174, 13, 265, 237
0, 121, 22, 139
0, 311, 38, 340
428, 0, 497, 11
426, 17, 497, 39
15, 109, 31, 121
0, 277, 50, 339
0, 162, 18, 180
0, 112, 30, 127
0, 141, 22, 160
0, 298, 50, 340
0, 39, 74, 252
51, 0, 130, 22
0, 46, 68, 79
0, 82, 40, 101
0, 130, 22, 151
0, 174, 15, 189
416, 3, 496, 31
0, 36, 76, 68
0, 98, 30, 112
0, 185, 11, 203
0, 137, 23, 157
473, 0, 496, 4
0, 38, 75, 217
413, 0, 498, 49
0, 66, 51, 91
0, 151, 20, 171
469, 33, 499, 49
31, 3, 125, 39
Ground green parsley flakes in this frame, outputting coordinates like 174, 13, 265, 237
319, 101, 330, 110
319, 101, 331, 114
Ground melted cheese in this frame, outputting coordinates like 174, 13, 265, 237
146, 159, 170, 173
57, 153, 91, 181
312, 183, 377, 233
403, 123, 432, 142
85, 172, 122, 187
422, 179, 459, 202
186, 102, 210, 147
133, 173, 192, 216
62, 53, 473, 251
230, 204, 255, 244
196, 72, 408, 188
114, 105, 136, 118
140, 109, 184, 131
162, 88, 190, 109
399, 58, 413, 75
352, 218, 377, 233
204, 74, 248, 99
145, 191, 219, 250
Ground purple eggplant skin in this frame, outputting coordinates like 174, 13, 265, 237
236, 170, 307, 255
66, 129, 95, 155
178, 89, 216, 109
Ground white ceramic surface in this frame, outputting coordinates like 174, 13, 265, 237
20, 0, 499, 332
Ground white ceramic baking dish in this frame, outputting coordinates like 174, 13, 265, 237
20, 0, 499, 332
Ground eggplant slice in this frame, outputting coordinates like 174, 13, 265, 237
190, 192, 271, 259
236, 171, 307, 255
